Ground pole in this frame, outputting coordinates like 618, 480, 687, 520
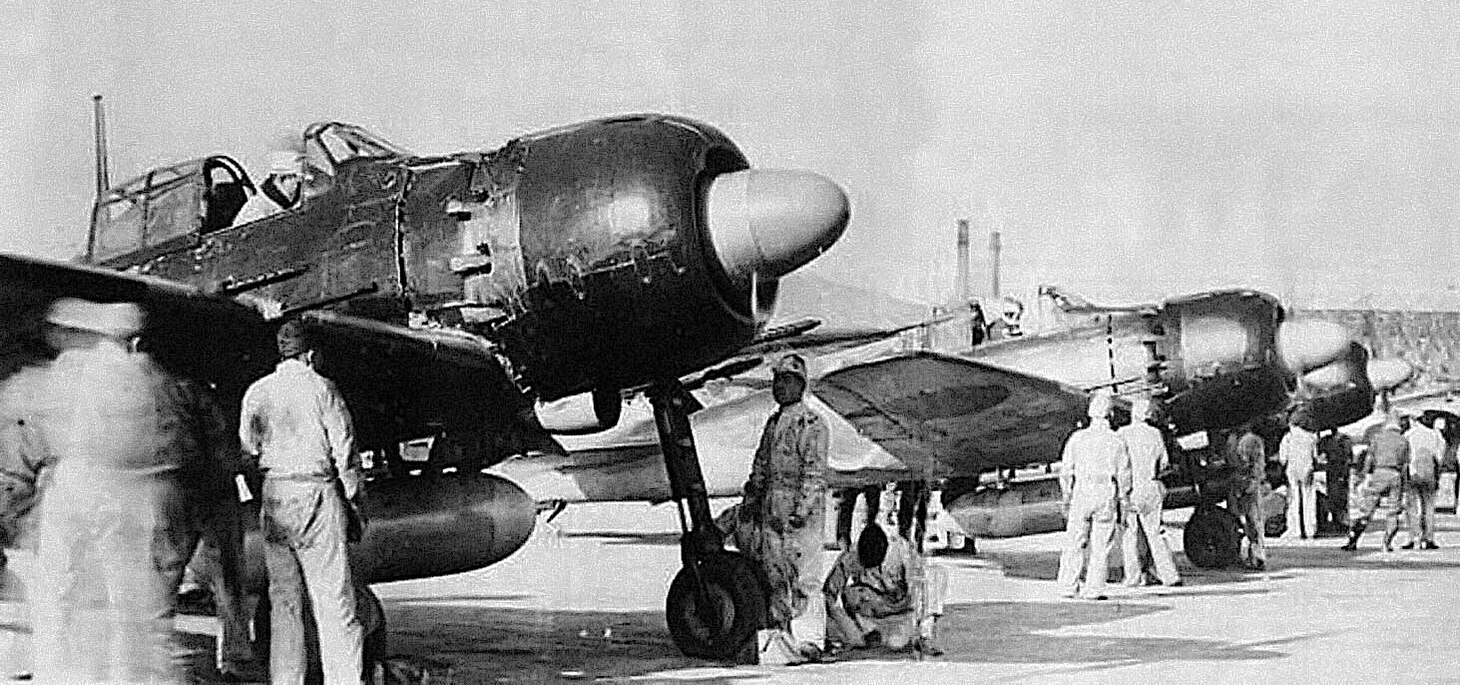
955, 219, 970, 303
989, 230, 1002, 299
92, 94, 110, 196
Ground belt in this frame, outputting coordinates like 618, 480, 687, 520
1374, 465, 1402, 473
263, 471, 336, 483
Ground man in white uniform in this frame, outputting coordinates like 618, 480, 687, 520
1118, 397, 1182, 587
1056, 389, 1131, 600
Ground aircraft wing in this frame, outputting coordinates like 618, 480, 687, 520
0, 253, 542, 454
811, 350, 1091, 483
0, 253, 272, 387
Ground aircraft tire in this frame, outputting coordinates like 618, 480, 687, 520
665, 551, 768, 663
1184, 504, 1242, 569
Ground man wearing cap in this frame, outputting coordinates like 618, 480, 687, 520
1118, 397, 1181, 588
738, 353, 830, 660
241, 319, 365, 684
1279, 415, 1319, 540
1342, 414, 1410, 552
1056, 389, 1131, 600
1402, 415, 1443, 550
2, 297, 243, 683
234, 149, 306, 226
1228, 421, 1269, 569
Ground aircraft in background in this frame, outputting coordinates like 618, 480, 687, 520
501, 284, 1407, 571
0, 112, 848, 660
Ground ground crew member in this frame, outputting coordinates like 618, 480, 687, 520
1056, 389, 1130, 600
241, 320, 366, 685
824, 523, 946, 656
833, 485, 882, 550
0, 351, 57, 682
737, 354, 830, 660
1279, 416, 1318, 540
1118, 397, 1181, 588
1403, 415, 1443, 550
1317, 430, 1353, 533
21, 299, 192, 682
1342, 414, 1410, 552
1228, 421, 1268, 570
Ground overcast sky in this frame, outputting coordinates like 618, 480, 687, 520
5, 1, 1458, 309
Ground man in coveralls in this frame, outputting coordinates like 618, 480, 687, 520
1342, 413, 1410, 552
1056, 389, 1131, 600
737, 354, 830, 659
240, 320, 366, 684
1118, 397, 1182, 588
1229, 422, 1269, 570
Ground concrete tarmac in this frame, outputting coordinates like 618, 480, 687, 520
10, 500, 1460, 683
363, 502, 1460, 683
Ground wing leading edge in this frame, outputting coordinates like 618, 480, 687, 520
0, 253, 544, 460
811, 351, 1091, 481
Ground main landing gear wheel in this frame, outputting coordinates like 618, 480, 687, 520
648, 381, 766, 662
1184, 504, 1242, 569
665, 551, 768, 662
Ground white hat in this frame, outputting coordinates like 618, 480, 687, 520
47, 298, 143, 338
1087, 388, 1113, 419
269, 151, 302, 176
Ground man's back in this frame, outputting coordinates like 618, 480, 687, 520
1062, 423, 1127, 490
1117, 422, 1166, 482
1368, 428, 1410, 472
241, 359, 354, 478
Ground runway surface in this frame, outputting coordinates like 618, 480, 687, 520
355, 501, 1460, 683
11, 499, 1460, 683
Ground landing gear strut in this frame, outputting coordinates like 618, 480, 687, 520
650, 381, 768, 662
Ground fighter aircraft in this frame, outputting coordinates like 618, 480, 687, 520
0, 112, 848, 661
498, 283, 1404, 578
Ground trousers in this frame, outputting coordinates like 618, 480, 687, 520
1407, 481, 1437, 543
31, 471, 176, 684
1285, 469, 1317, 539
1121, 481, 1180, 585
1057, 490, 1116, 598
261, 479, 363, 685
1233, 489, 1267, 564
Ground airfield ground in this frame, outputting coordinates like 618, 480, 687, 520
149, 500, 1460, 683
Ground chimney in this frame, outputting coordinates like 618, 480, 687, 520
989, 229, 1002, 299
955, 218, 970, 304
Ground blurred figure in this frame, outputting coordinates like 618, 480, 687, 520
241, 320, 366, 685
1227, 421, 1269, 570
736, 354, 830, 660
20, 299, 189, 683
1056, 389, 1130, 600
824, 523, 946, 656
1279, 416, 1318, 540
1317, 430, 1353, 533
0, 353, 58, 682
1118, 397, 1181, 588
1343, 413, 1410, 552
1402, 415, 1443, 550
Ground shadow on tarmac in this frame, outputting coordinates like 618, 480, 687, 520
826, 600, 1288, 668
355, 596, 1291, 684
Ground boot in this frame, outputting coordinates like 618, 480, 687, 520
1382, 523, 1400, 553
1339, 521, 1366, 551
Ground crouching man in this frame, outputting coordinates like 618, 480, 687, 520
823, 524, 945, 656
